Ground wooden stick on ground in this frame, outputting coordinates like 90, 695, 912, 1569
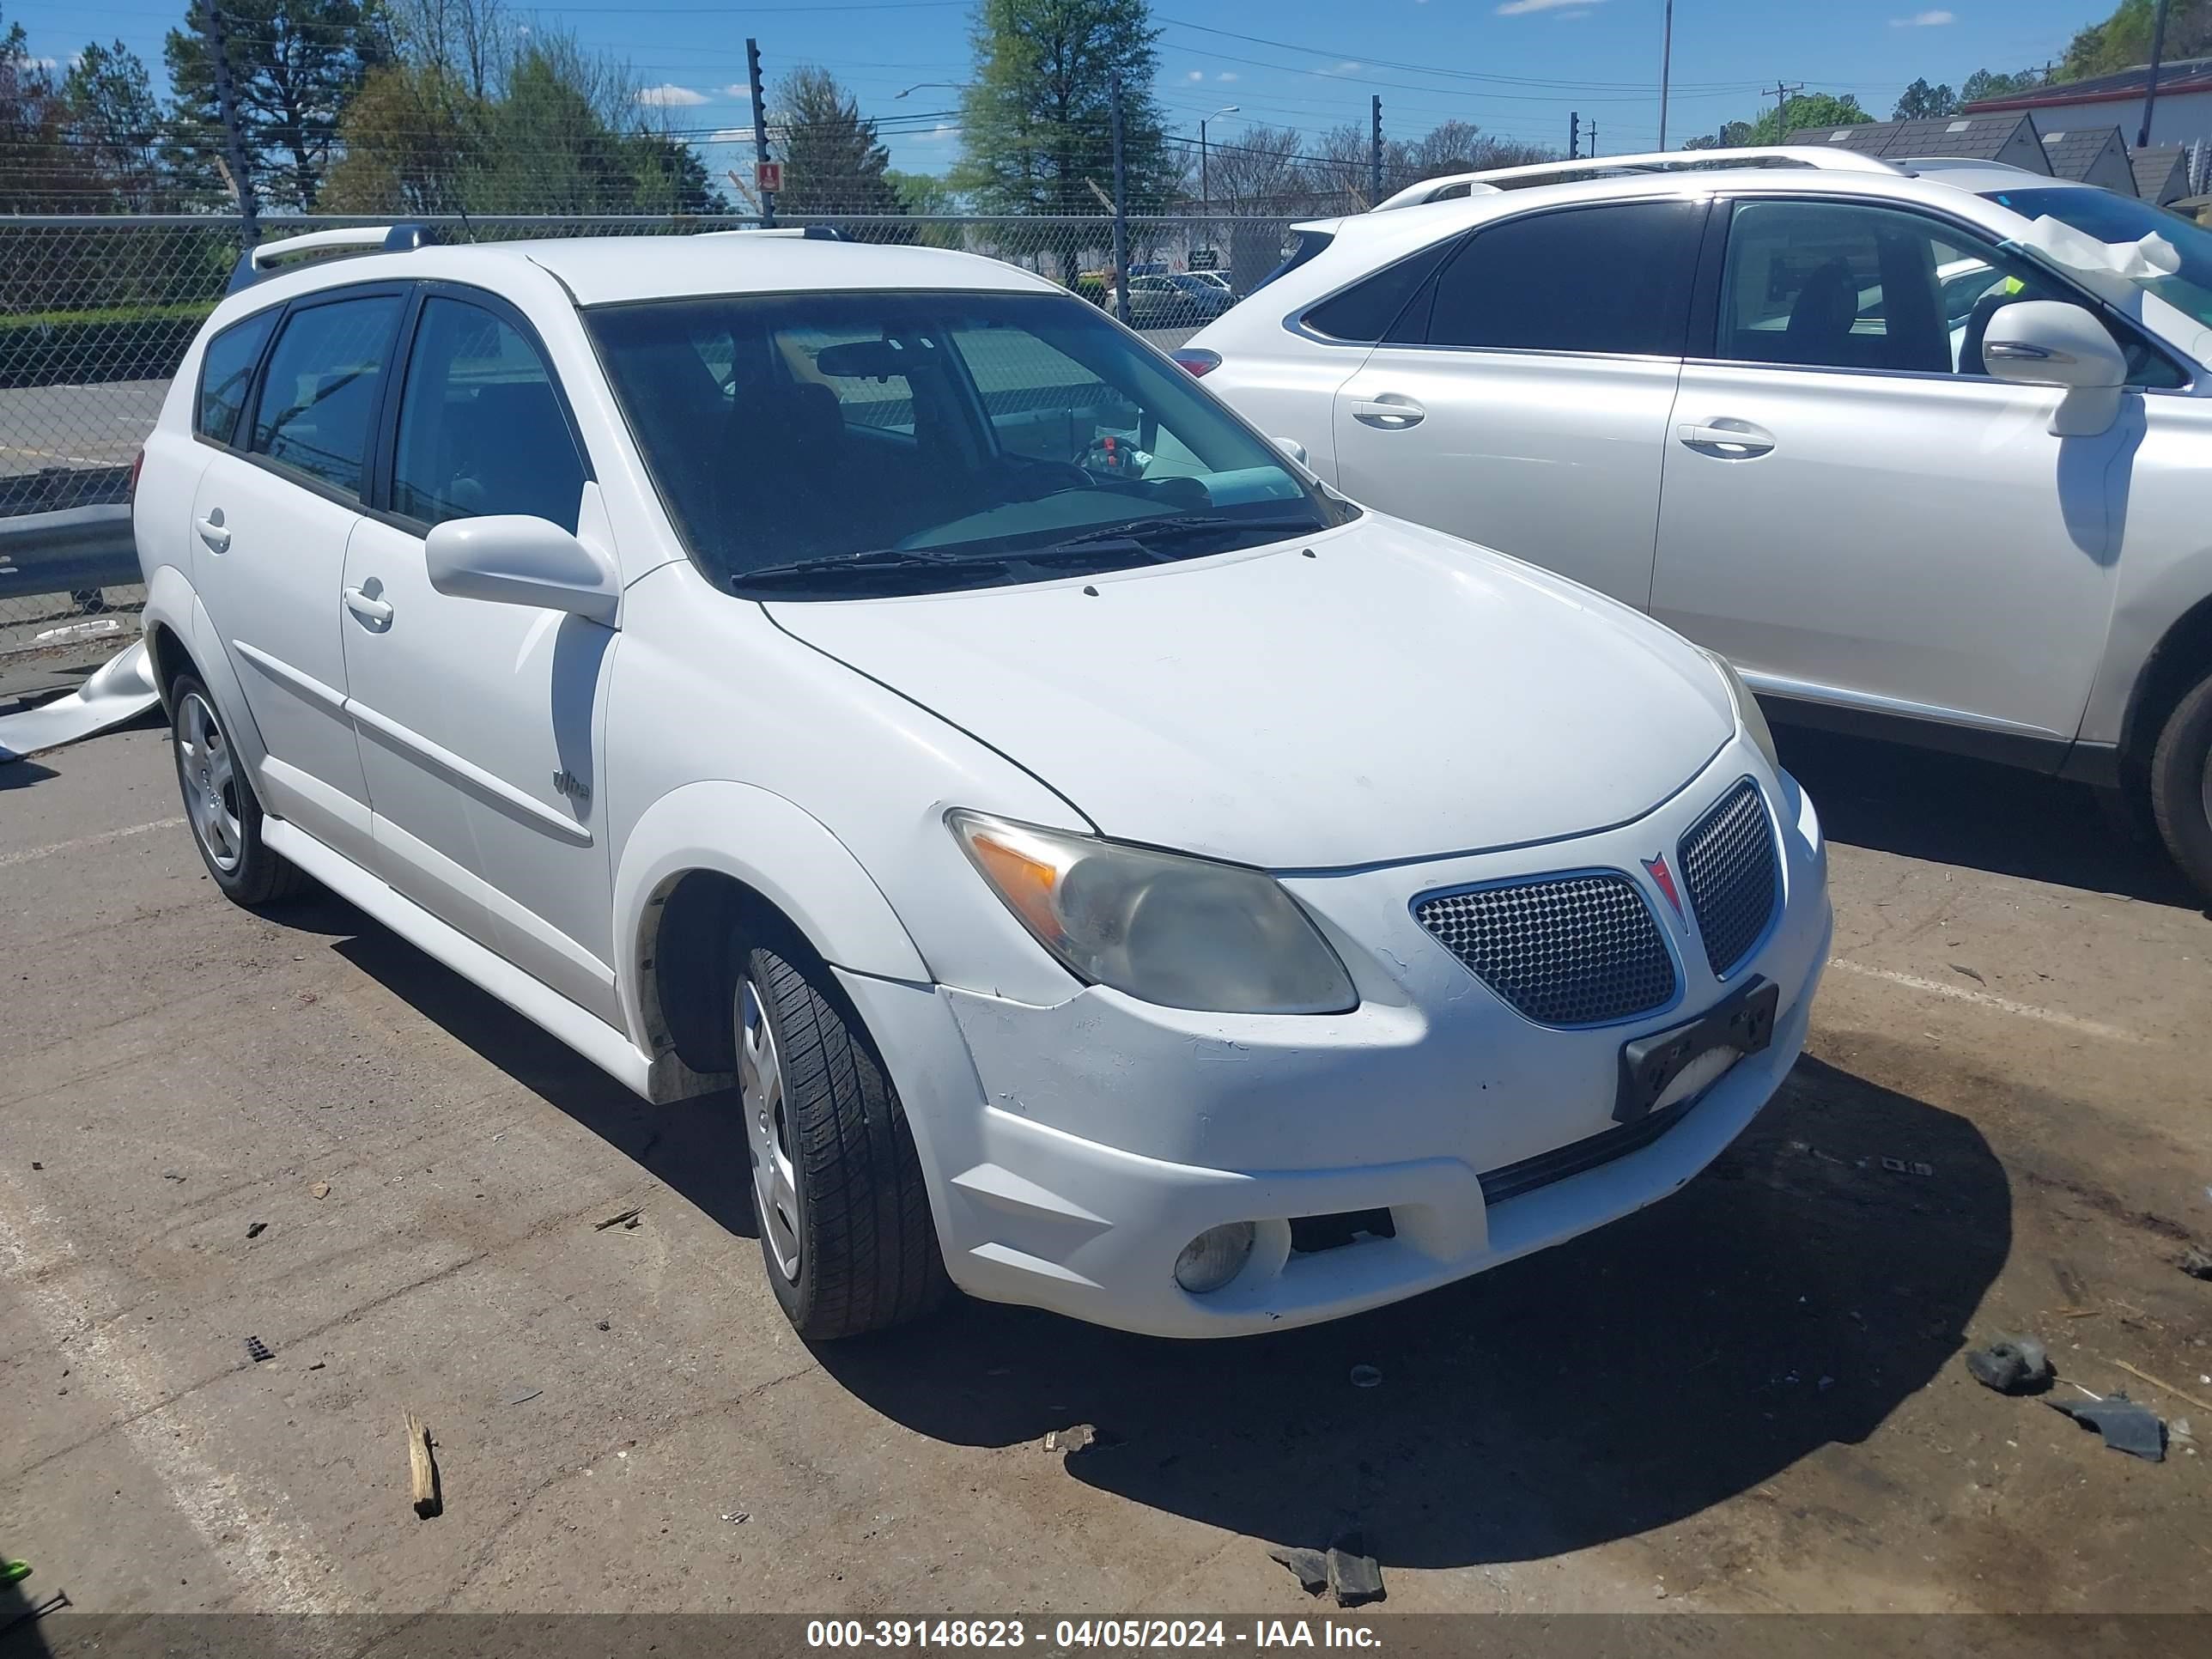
2108, 1358, 2212, 1416
405, 1412, 441, 1519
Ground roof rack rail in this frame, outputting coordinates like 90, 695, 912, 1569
1895, 156, 2044, 175
225, 222, 443, 293
701, 224, 850, 240
1372, 145, 1902, 210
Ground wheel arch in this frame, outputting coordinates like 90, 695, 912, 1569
2119, 590, 2212, 781
614, 781, 931, 1079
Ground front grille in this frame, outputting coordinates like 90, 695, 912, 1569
1679, 780, 1780, 978
1415, 873, 1675, 1027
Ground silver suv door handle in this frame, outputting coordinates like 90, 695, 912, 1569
1676, 421, 1775, 458
195, 515, 230, 552
1351, 397, 1425, 428
343, 585, 393, 628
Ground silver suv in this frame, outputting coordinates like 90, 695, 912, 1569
1186, 148, 2212, 898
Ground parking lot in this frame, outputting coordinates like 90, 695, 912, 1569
3, 714, 2208, 1619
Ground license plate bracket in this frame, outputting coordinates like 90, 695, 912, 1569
1613, 976, 1778, 1124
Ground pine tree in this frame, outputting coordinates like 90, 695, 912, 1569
164, 0, 393, 211
64, 41, 175, 209
774, 65, 901, 216
953, 0, 1173, 216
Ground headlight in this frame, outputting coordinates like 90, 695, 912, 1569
1703, 648, 1780, 772
948, 811, 1357, 1015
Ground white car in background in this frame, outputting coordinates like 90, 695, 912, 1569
1183, 148, 2212, 898
134, 223, 1827, 1341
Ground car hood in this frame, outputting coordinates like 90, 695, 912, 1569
767, 515, 1734, 870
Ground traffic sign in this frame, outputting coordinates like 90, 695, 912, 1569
756, 161, 783, 193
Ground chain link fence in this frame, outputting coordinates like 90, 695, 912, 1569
0, 210, 1302, 658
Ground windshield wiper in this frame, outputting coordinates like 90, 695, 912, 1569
1030, 512, 1322, 556
733, 546, 998, 590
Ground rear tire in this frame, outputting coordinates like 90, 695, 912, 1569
2148, 667, 2212, 902
169, 673, 306, 908
734, 937, 949, 1340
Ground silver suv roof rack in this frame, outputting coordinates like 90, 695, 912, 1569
225, 222, 442, 293
1372, 145, 1903, 210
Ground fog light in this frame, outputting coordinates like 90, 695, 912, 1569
1174, 1222, 1256, 1294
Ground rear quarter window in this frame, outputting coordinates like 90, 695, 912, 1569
195, 309, 279, 446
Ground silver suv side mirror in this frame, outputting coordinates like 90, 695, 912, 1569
1981, 300, 2129, 437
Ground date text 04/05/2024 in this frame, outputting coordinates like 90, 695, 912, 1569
803, 1620, 1384, 1649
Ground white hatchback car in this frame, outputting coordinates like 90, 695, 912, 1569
135, 225, 1830, 1340
1188, 148, 2212, 898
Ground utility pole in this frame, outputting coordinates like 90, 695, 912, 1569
1109, 72, 1131, 329
746, 36, 775, 228
1369, 94, 1382, 207
2139, 0, 2173, 149
1569, 111, 1580, 160
1766, 81, 1804, 141
200, 1, 258, 244
1587, 121, 1597, 158
1657, 0, 1674, 151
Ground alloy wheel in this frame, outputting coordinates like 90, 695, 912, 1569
738, 975, 802, 1282
176, 690, 244, 873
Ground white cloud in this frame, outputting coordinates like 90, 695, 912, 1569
919, 121, 958, 143
635, 83, 709, 108
1317, 59, 1364, 76
1186, 69, 1205, 82
1891, 9, 1954, 23
1497, 0, 1604, 15
705, 127, 757, 144
1218, 71, 1238, 82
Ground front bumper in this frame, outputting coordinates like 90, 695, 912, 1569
842, 744, 1832, 1338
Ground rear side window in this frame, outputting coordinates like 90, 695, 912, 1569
392, 296, 587, 533
1303, 237, 1462, 343
249, 293, 405, 499
1424, 200, 1702, 356
195, 310, 277, 446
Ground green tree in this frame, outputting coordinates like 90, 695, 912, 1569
318, 58, 487, 211
774, 64, 902, 216
165, 0, 394, 210
2059, 1, 2212, 82
1893, 77, 1959, 120
886, 167, 963, 245
2, 4, 98, 210
954, 0, 1174, 216
1701, 92, 1870, 147
62, 41, 175, 209
1960, 67, 2045, 104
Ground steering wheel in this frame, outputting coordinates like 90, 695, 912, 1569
996, 459, 1093, 500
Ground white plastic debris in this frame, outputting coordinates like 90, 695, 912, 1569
0, 639, 159, 762
2018, 214, 2180, 283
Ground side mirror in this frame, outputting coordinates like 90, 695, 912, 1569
424, 515, 620, 626
1981, 300, 2129, 437
1274, 436, 1309, 466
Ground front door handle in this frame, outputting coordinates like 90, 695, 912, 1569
1352, 396, 1425, 429
343, 584, 392, 629
1676, 420, 1775, 458
195, 514, 230, 552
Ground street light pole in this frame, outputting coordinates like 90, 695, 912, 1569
1658, 0, 1674, 151
1200, 105, 1237, 214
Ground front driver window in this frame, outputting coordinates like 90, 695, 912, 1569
392, 296, 587, 533
1715, 198, 2178, 386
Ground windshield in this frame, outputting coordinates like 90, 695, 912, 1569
586, 289, 1342, 598
1982, 185, 2212, 329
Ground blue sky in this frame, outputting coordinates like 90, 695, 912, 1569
6, 0, 2118, 176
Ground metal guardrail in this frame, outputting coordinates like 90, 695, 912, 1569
0, 504, 138, 599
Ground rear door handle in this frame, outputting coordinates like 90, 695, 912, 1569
1676, 420, 1775, 458
195, 514, 230, 552
343, 585, 392, 629
1351, 397, 1425, 429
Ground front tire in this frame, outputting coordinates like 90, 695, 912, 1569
170, 673, 305, 908
735, 939, 949, 1340
2149, 667, 2212, 901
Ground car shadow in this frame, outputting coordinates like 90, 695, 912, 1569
289, 891, 762, 1243
0, 756, 59, 789
816, 1054, 2010, 1569
1772, 724, 2201, 910
273, 890, 2008, 1570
